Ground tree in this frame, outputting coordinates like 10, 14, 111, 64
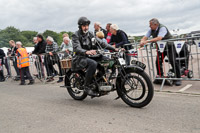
0, 26, 74, 48
21, 31, 38, 42
43, 30, 60, 44
134, 36, 143, 43
67, 31, 74, 38
0, 26, 28, 47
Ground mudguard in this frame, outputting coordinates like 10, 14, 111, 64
124, 65, 144, 72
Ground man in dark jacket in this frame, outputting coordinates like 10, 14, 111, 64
109, 24, 131, 65
0, 48, 5, 81
72, 17, 117, 96
32, 34, 47, 55
31, 34, 47, 78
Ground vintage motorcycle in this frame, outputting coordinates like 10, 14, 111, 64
64, 47, 154, 108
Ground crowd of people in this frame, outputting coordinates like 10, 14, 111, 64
0, 17, 182, 90
0, 33, 75, 84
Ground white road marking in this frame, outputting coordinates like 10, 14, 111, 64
179, 84, 193, 92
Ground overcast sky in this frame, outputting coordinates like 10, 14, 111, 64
0, 0, 199, 36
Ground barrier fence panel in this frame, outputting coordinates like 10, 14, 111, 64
29, 53, 69, 83
129, 36, 200, 90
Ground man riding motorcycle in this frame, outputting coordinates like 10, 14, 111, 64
72, 17, 117, 96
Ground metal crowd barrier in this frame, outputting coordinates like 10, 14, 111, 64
2, 37, 200, 88
1, 52, 72, 83
128, 36, 200, 90
29, 52, 71, 83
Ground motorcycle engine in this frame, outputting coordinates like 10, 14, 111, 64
99, 85, 113, 91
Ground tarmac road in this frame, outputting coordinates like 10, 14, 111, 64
0, 79, 200, 133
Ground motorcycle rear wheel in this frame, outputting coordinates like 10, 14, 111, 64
65, 71, 87, 100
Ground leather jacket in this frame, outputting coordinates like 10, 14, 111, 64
72, 29, 115, 56
72, 29, 115, 70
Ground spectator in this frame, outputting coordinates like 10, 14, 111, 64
106, 23, 112, 43
1, 49, 11, 78
96, 31, 109, 52
31, 37, 38, 55
31, 34, 47, 78
32, 34, 47, 55
33, 37, 38, 46
0, 48, 5, 81
60, 33, 69, 51
16, 41, 34, 85
44, 36, 63, 83
8, 40, 20, 79
94, 22, 107, 39
62, 36, 73, 57
63, 33, 69, 38
140, 18, 181, 86
96, 31, 108, 44
30, 37, 40, 77
109, 24, 131, 65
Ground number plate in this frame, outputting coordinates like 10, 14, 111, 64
118, 58, 126, 65
131, 60, 146, 70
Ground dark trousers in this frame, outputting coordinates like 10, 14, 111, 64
12, 57, 20, 76
44, 54, 63, 78
34, 55, 45, 78
84, 56, 109, 86
4, 58, 11, 75
156, 44, 181, 78
0, 70, 4, 81
84, 58, 98, 86
0, 59, 4, 81
20, 67, 33, 83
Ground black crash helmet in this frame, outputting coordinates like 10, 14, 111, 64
78, 17, 91, 26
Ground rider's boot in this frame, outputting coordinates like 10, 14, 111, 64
84, 85, 99, 97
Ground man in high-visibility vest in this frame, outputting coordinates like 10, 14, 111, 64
16, 41, 34, 85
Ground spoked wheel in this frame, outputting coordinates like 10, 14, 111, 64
123, 75, 146, 100
65, 71, 87, 100
118, 69, 154, 108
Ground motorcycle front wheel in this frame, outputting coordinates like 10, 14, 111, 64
117, 69, 154, 108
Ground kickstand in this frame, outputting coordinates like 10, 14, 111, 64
90, 96, 95, 99
60, 85, 66, 88
114, 96, 120, 100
